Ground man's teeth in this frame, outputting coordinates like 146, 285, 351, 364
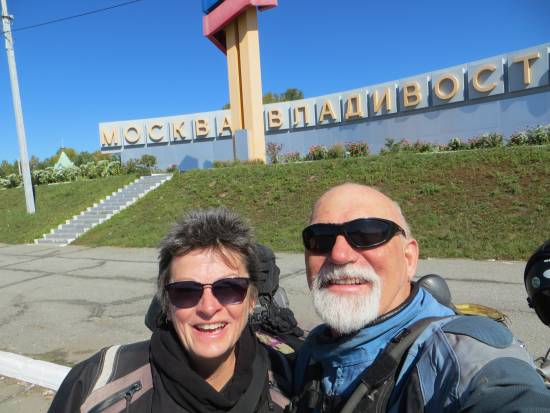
195, 322, 226, 331
329, 278, 365, 285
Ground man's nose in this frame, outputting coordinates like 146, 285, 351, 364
195, 286, 222, 317
329, 234, 358, 265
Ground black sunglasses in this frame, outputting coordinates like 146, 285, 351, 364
165, 277, 250, 309
302, 218, 406, 253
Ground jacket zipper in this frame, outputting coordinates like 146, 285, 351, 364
88, 381, 142, 413
125, 382, 142, 413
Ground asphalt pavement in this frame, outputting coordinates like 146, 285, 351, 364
0, 243, 547, 412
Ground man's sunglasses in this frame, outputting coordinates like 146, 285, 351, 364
165, 277, 250, 309
302, 218, 406, 253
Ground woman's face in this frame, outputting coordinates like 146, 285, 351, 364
168, 247, 254, 364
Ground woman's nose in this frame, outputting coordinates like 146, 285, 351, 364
195, 286, 222, 316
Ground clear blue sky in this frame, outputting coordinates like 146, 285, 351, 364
1, 0, 549, 162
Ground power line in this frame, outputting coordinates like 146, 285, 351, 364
2, 0, 144, 34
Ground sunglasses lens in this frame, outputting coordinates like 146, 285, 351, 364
347, 219, 392, 247
166, 278, 250, 308
303, 219, 402, 252
303, 226, 337, 253
212, 278, 250, 305
166, 282, 203, 308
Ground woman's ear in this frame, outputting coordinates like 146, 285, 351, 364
249, 296, 257, 314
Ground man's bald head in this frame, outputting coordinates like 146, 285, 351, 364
310, 183, 411, 238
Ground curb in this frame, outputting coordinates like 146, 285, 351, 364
0, 351, 70, 391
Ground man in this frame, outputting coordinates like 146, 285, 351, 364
291, 183, 550, 412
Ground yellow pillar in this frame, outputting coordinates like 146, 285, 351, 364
224, 8, 266, 162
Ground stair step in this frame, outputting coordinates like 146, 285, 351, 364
34, 174, 172, 246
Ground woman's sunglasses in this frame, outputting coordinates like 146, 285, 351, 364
302, 218, 406, 253
165, 277, 250, 309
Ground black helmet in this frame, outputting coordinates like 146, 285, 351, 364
524, 239, 550, 326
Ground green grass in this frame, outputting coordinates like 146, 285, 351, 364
74, 146, 550, 260
0, 175, 136, 244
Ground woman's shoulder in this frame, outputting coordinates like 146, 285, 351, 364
48, 340, 152, 413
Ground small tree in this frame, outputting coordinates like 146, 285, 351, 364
139, 154, 157, 173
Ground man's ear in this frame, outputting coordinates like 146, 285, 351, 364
404, 238, 419, 280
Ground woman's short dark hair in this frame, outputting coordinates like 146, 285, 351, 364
157, 207, 260, 318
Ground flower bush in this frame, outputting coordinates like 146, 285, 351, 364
345, 141, 370, 157
305, 145, 329, 160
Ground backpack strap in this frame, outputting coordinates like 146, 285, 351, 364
339, 316, 447, 413
90, 345, 121, 393
80, 342, 152, 413
289, 317, 448, 413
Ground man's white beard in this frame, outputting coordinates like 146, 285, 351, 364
311, 263, 382, 335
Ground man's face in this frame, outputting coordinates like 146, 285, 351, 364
305, 185, 418, 333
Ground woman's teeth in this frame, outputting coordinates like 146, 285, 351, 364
195, 322, 227, 332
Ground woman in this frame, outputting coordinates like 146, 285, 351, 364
49, 207, 291, 412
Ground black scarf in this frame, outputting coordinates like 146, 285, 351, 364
150, 323, 259, 412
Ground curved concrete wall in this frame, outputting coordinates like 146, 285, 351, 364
100, 43, 550, 170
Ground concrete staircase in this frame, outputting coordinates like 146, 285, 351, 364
34, 174, 173, 246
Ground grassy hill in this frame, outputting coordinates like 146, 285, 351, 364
1, 147, 547, 259
0, 175, 136, 244
71, 146, 549, 260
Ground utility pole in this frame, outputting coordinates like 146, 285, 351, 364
1, 0, 35, 213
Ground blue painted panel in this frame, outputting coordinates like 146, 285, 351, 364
398, 76, 429, 112
508, 45, 549, 92
431, 65, 465, 106
468, 58, 505, 100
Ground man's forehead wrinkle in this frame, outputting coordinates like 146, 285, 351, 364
311, 184, 399, 224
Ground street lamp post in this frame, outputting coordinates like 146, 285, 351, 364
1, 0, 35, 214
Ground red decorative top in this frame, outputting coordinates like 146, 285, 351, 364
203, 0, 278, 53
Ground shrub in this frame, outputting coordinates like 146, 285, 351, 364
525, 125, 550, 145
57, 166, 81, 182
446, 137, 467, 151
381, 138, 402, 154
468, 132, 503, 149
345, 141, 370, 157
507, 131, 529, 146
0, 173, 21, 188
33, 167, 57, 185
381, 138, 438, 154
96, 160, 111, 177
213, 159, 265, 168
106, 161, 122, 176
327, 143, 346, 159
166, 163, 179, 173
80, 162, 99, 179
411, 140, 436, 153
305, 144, 328, 160
280, 152, 301, 163
124, 159, 148, 175
266, 142, 283, 164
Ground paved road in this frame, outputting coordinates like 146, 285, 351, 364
0, 243, 547, 412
